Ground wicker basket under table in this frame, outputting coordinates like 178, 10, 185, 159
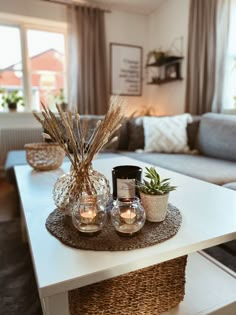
69, 255, 187, 315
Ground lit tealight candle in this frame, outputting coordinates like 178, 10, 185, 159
80, 210, 96, 224
120, 209, 136, 224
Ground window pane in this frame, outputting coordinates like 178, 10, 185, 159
0, 25, 24, 112
27, 29, 66, 111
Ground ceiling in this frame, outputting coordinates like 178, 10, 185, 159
75, 0, 165, 15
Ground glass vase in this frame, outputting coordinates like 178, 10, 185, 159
71, 195, 107, 235
53, 166, 110, 216
110, 197, 146, 236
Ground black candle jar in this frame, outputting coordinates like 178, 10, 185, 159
112, 165, 142, 199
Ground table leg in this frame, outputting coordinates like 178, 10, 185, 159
20, 202, 27, 242
41, 292, 70, 315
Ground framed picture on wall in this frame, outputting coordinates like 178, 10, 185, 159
165, 62, 180, 80
110, 43, 142, 96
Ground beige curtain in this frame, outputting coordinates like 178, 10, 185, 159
185, 0, 230, 115
68, 6, 109, 114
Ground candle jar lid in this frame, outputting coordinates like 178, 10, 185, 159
110, 197, 146, 237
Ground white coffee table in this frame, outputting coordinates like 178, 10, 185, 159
14, 155, 236, 315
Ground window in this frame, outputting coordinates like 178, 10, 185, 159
223, 0, 236, 112
0, 25, 24, 112
0, 18, 67, 112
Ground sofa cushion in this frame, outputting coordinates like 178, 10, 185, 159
116, 118, 129, 151
198, 113, 236, 162
121, 151, 236, 185
186, 116, 201, 150
127, 115, 199, 152
222, 182, 236, 191
127, 117, 144, 151
143, 114, 192, 153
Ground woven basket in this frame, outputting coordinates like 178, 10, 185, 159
24, 143, 65, 171
69, 255, 187, 315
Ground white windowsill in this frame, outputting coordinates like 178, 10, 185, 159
0, 112, 41, 127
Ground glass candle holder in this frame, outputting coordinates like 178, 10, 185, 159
110, 197, 146, 236
112, 165, 142, 200
72, 196, 107, 236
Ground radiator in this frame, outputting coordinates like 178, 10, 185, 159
0, 126, 43, 169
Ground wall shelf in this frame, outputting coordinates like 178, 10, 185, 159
146, 55, 183, 85
147, 77, 183, 85
146, 56, 183, 67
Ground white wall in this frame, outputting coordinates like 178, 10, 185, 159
0, 0, 67, 23
105, 10, 148, 116
147, 0, 190, 115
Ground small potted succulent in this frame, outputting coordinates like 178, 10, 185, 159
137, 167, 176, 222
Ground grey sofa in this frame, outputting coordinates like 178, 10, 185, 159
5, 112, 236, 189
121, 113, 236, 188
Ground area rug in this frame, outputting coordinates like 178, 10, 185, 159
0, 219, 43, 315
0, 219, 235, 315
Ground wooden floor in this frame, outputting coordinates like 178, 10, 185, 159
0, 177, 19, 221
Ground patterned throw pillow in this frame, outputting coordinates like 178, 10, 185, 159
143, 114, 193, 153
127, 117, 145, 151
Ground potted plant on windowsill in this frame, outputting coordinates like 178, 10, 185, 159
0, 89, 24, 112
137, 167, 176, 222
51, 88, 67, 111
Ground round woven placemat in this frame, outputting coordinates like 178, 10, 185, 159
45, 204, 182, 251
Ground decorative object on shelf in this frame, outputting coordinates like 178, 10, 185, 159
112, 165, 142, 199
24, 142, 65, 171
165, 62, 180, 79
71, 195, 107, 235
110, 197, 146, 236
146, 50, 166, 66
33, 97, 124, 217
137, 167, 176, 222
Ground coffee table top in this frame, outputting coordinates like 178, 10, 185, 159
15, 155, 236, 298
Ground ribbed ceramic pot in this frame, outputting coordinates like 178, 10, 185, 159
140, 192, 169, 222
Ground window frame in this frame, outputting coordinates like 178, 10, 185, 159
0, 13, 68, 112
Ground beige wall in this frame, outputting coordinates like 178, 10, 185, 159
105, 10, 149, 116
0, 0, 67, 22
147, 0, 190, 115
0, 0, 190, 116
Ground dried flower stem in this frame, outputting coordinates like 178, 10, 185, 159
33, 96, 125, 195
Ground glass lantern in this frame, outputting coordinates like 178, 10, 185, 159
71, 195, 107, 235
110, 197, 146, 236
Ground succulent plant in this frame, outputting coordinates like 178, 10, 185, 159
137, 167, 176, 195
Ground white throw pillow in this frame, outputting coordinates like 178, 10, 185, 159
143, 114, 193, 153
